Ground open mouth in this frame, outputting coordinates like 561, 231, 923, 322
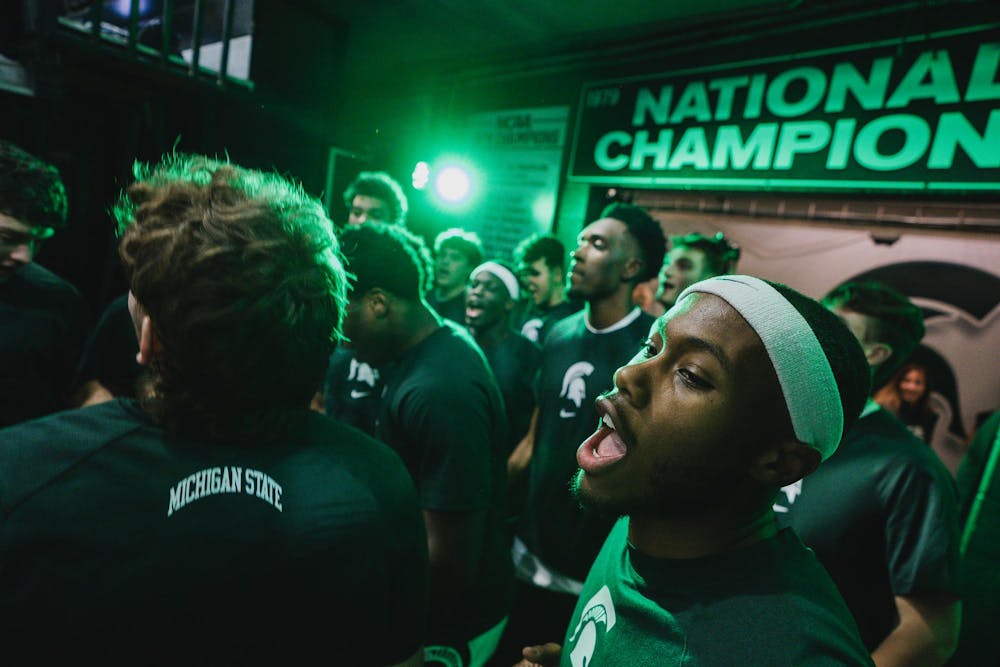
465, 306, 484, 319
577, 407, 628, 475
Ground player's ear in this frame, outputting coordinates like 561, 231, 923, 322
136, 316, 165, 366
749, 439, 820, 488
621, 256, 643, 283
366, 288, 390, 318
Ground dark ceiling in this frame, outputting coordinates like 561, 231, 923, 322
328, 0, 802, 87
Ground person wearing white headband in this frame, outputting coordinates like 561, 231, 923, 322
512, 275, 873, 667
466, 260, 542, 456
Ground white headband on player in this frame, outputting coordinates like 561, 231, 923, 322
472, 262, 520, 300
677, 275, 843, 460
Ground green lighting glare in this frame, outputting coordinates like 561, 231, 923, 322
412, 161, 430, 190
435, 166, 472, 203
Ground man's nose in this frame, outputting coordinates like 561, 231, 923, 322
612, 361, 648, 407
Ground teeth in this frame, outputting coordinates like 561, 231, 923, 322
602, 413, 615, 430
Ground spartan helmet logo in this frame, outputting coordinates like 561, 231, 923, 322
521, 317, 543, 342
347, 358, 379, 387
567, 585, 618, 667
560, 361, 595, 410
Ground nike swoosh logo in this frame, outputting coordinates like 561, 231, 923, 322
559, 409, 576, 418
350, 390, 371, 399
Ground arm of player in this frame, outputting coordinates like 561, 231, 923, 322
871, 594, 960, 667
508, 406, 539, 484
423, 508, 487, 601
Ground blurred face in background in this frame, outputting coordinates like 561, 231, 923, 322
435, 246, 474, 293
347, 195, 391, 225
655, 246, 715, 310
899, 367, 927, 404
466, 270, 513, 334
518, 258, 564, 308
0, 213, 52, 282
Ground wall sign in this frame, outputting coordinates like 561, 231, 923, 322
467, 106, 569, 259
570, 26, 1000, 192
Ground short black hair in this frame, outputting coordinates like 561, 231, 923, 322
600, 202, 666, 283
0, 140, 68, 230
822, 281, 925, 386
342, 171, 408, 225
671, 232, 741, 275
339, 223, 433, 301
434, 227, 484, 267
514, 233, 565, 273
771, 281, 871, 436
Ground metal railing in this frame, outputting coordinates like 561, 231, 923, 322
61, 0, 251, 88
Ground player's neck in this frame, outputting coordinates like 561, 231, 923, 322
585, 289, 635, 330
628, 505, 776, 560
396, 302, 444, 358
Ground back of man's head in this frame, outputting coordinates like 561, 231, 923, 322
514, 233, 565, 272
600, 202, 666, 283
342, 171, 408, 225
116, 153, 347, 436
434, 227, 484, 267
822, 281, 924, 386
0, 140, 68, 231
340, 223, 434, 301
670, 231, 741, 276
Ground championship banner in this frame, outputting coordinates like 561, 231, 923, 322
569, 26, 1000, 192
467, 106, 569, 258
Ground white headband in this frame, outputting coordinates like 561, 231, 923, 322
677, 275, 843, 460
472, 261, 520, 300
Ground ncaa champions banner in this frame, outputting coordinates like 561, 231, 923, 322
569, 26, 1000, 192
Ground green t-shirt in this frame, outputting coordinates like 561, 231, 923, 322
0, 399, 427, 665
562, 518, 874, 666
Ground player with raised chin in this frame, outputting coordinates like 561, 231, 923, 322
515, 275, 875, 666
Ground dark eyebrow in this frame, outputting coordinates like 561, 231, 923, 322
675, 336, 734, 375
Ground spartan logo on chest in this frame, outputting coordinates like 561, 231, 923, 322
348, 358, 379, 399
521, 317, 543, 342
567, 585, 618, 667
559, 361, 595, 418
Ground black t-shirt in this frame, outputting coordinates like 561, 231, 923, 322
478, 330, 542, 453
73, 293, 143, 397
775, 407, 961, 650
518, 308, 654, 582
427, 290, 467, 324
0, 262, 89, 426
562, 519, 874, 666
323, 344, 383, 434
518, 300, 581, 345
376, 321, 513, 647
0, 399, 428, 665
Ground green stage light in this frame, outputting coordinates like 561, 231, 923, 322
435, 166, 472, 203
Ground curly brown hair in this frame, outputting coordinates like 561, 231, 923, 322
116, 154, 347, 438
